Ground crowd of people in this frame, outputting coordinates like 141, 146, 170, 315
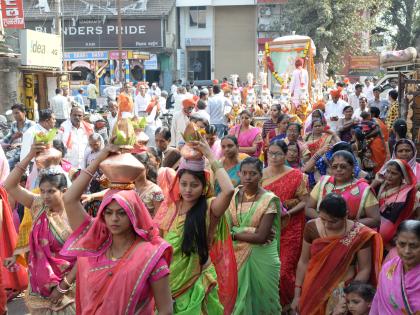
0, 73, 419, 315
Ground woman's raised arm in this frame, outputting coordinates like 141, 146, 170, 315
3, 143, 44, 209
63, 145, 119, 231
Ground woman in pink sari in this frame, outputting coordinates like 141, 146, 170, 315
62, 145, 173, 315
229, 110, 263, 158
3, 144, 76, 314
370, 220, 420, 314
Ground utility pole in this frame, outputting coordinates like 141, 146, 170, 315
117, 0, 124, 83
54, 0, 63, 72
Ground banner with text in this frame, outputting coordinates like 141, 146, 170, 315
26, 18, 162, 49
1, 0, 25, 29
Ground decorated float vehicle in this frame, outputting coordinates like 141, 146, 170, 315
264, 34, 316, 117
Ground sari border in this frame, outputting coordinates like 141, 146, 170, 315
125, 242, 171, 315
261, 168, 296, 187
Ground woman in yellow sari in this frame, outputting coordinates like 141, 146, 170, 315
154, 139, 236, 314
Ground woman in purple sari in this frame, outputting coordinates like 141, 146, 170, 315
3, 144, 76, 314
229, 110, 263, 158
370, 220, 420, 314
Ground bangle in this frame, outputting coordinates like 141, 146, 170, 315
81, 169, 94, 178
56, 282, 70, 294
211, 160, 223, 173
15, 163, 27, 172
295, 284, 302, 289
312, 153, 321, 161
63, 276, 72, 287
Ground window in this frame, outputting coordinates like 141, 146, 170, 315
189, 6, 206, 28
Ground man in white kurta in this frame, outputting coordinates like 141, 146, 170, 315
325, 89, 348, 132
60, 107, 93, 168
290, 58, 309, 107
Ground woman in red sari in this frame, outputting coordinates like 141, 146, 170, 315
262, 140, 308, 310
291, 193, 383, 315
62, 145, 173, 315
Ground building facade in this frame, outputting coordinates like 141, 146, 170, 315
23, 0, 177, 93
176, 0, 290, 83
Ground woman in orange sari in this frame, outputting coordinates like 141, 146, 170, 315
369, 107, 389, 173
291, 193, 383, 315
262, 140, 308, 310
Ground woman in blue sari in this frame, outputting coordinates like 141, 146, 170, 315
215, 136, 248, 194
302, 141, 367, 188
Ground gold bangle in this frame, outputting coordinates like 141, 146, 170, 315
81, 169, 94, 178
15, 163, 27, 172
63, 276, 72, 287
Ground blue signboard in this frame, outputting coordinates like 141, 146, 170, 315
64, 51, 109, 61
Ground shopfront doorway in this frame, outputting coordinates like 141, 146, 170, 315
187, 48, 211, 81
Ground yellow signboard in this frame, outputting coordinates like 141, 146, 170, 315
24, 74, 35, 120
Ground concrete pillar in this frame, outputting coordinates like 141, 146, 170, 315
0, 57, 20, 113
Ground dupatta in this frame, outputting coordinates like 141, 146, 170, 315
378, 159, 417, 247
61, 189, 172, 315
299, 222, 383, 315
154, 165, 238, 315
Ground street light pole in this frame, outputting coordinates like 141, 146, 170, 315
117, 0, 124, 83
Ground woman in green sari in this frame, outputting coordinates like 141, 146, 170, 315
154, 139, 236, 314
227, 157, 282, 314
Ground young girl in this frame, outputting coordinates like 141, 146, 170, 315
333, 281, 375, 315
361, 147, 376, 181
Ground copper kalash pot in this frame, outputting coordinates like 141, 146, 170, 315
99, 146, 145, 187
35, 145, 62, 169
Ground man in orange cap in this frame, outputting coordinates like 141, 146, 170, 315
325, 88, 348, 132
170, 97, 197, 146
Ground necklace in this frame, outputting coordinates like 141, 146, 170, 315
244, 190, 257, 200
325, 219, 348, 238
237, 188, 258, 219
109, 237, 136, 261
332, 178, 356, 193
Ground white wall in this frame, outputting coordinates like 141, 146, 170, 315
179, 6, 214, 45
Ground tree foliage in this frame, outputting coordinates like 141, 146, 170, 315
381, 0, 419, 49
284, 0, 387, 73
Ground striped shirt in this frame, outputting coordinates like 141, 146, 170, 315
262, 119, 277, 141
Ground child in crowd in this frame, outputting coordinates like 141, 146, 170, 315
361, 147, 377, 180
333, 281, 376, 315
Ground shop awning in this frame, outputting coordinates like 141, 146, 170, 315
19, 66, 80, 74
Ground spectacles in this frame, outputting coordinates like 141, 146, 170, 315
268, 151, 284, 158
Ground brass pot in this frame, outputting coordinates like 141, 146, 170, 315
35, 146, 62, 169
99, 152, 144, 184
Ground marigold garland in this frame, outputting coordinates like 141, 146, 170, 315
265, 42, 284, 86
265, 40, 311, 86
